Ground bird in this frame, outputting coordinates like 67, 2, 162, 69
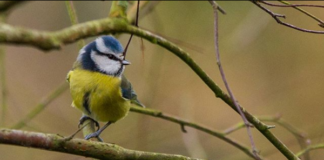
66, 35, 144, 140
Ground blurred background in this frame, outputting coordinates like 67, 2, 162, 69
0, 1, 324, 160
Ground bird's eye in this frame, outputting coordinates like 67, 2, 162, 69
107, 54, 114, 59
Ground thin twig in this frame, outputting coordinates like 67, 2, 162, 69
260, 1, 324, 27
130, 106, 257, 159
11, 82, 68, 129
252, 1, 324, 34
278, 0, 324, 28
209, 1, 260, 159
223, 122, 246, 135
296, 143, 324, 158
139, 26, 206, 54
223, 115, 310, 159
123, 0, 140, 59
260, 115, 310, 160
127, 1, 159, 24
262, 1, 324, 8
65, 1, 85, 49
0, 128, 202, 160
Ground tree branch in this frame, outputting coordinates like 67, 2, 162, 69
130, 106, 257, 159
0, 128, 202, 160
261, 1, 324, 28
296, 144, 324, 158
223, 114, 309, 159
65, 1, 85, 49
252, 1, 324, 34
262, 1, 324, 8
260, 115, 310, 160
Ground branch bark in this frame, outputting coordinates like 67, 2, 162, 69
130, 106, 256, 159
0, 128, 202, 160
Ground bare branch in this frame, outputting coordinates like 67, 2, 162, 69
130, 106, 257, 159
223, 115, 309, 160
0, 128, 202, 160
261, 1, 324, 28
252, 1, 324, 34
209, 1, 260, 159
261, 1, 324, 8
260, 115, 310, 160
65, 1, 85, 49
223, 122, 246, 135
296, 144, 324, 158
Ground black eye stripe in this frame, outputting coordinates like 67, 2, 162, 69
96, 51, 119, 61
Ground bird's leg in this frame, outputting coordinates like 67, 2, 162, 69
79, 115, 100, 131
64, 115, 100, 141
84, 121, 113, 141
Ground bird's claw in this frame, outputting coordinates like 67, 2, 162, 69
85, 132, 103, 142
78, 115, 100, 131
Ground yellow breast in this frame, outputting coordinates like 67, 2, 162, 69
67, 69, 130, 122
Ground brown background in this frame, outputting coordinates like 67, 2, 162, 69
1, 1, 324, 160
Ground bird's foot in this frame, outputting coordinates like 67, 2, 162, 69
85, 131, 103, 142
78, 115, 100, 131
84, 121, 112, 142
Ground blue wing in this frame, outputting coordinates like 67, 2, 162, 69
121, 75, 145, 108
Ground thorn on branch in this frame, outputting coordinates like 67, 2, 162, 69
273, 13, 285, 19
217, 6, 226, 15
266, 125, 276, 129
319, 23, 324, 28
208, 1, 227, 15
181, 124, 187, 133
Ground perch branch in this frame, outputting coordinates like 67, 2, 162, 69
0, 128, 202, 160
252, 1, 324, 34
0, 17, 299, 159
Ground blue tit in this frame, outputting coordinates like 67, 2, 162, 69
67, 35, 144, 140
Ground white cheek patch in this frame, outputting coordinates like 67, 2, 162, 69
76, 47, 86, 62
91, 51, 121, 75
96, 37, 113, 54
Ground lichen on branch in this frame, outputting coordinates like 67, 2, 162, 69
0, 128, 202, 160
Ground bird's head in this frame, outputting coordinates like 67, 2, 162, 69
77, 36, 130, 77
